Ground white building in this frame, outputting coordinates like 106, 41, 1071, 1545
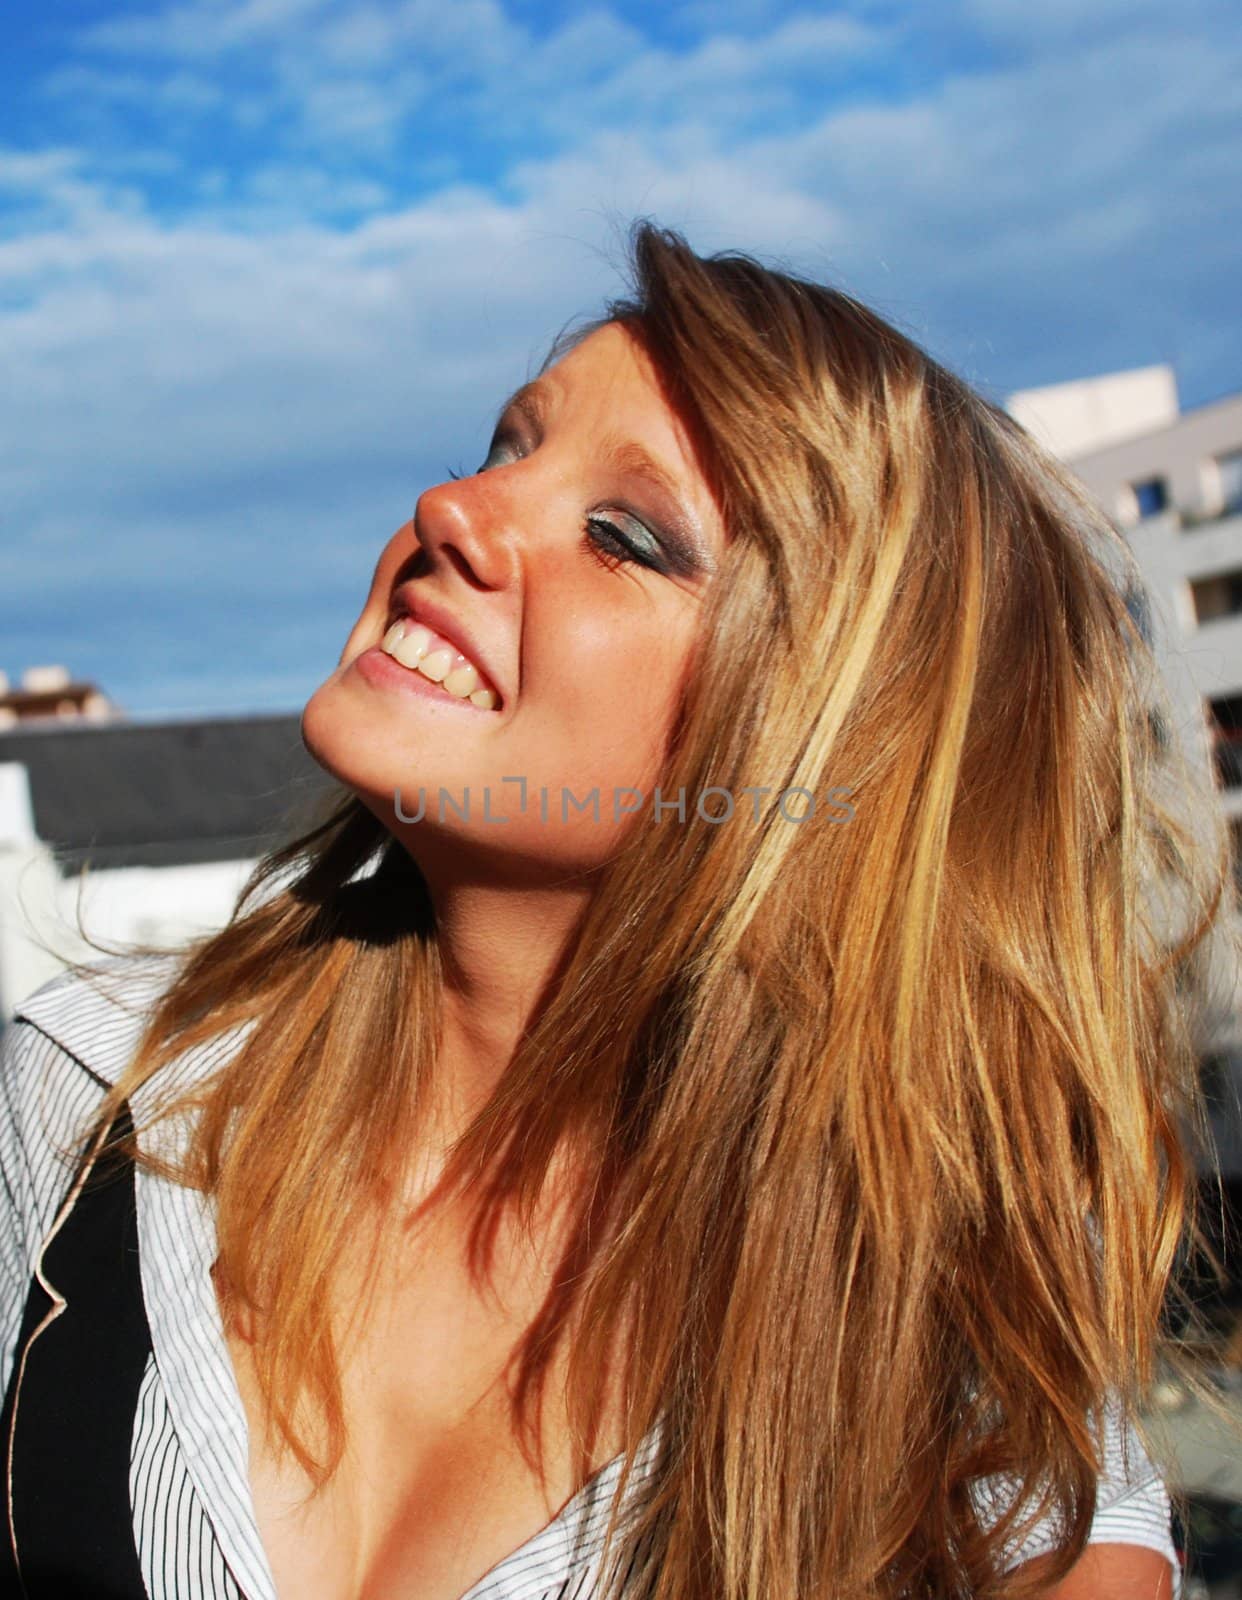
1007, 363, 1182, 463
0, 712, 331, 1021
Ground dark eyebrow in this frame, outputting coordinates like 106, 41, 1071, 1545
492, 376, 556, 433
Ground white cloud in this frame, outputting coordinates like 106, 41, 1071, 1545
2, 0, 1238, 714
81, 0, 336, 59
531, 14, 886, 144
45, 63, 225, 116
959, 0, 1234, 43
57, 3, 882, 169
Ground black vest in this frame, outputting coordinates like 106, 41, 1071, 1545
0, 1103, 152, 1598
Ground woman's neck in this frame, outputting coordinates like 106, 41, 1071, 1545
423, 873, 595, 1140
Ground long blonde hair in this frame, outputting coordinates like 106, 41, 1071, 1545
86, 221, 1235, 1597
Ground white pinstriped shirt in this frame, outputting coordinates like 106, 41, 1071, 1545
1, 955, 1180, 1598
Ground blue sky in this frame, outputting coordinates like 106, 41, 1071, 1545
1, 0, 1240, 718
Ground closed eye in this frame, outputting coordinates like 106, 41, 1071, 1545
476, 435, 521, 474
444, 434, 521, 481
585, 514, 663, 572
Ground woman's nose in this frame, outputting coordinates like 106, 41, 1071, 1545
412, 478, 519, 592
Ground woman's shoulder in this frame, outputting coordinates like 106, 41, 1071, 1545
1, 951, 183, 1186
6, 950, 184, 1091
0, 958, 159, 1293
0, 952, 184, 1390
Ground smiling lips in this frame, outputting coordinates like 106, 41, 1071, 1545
379, 617, 499, 709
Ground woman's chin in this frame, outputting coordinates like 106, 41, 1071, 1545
299, 671, 371, 791
299, 674, 450, 826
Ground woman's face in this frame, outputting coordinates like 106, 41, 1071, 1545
302, 320, 726, 879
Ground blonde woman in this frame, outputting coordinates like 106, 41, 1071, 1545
1, 222, 1230, 1599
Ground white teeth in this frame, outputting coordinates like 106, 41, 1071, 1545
378, 614, 500, 707
390, 624, 434, 669
442, 663, 480, 699
416, 647, 454, 683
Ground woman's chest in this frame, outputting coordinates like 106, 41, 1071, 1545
221, 1192, 625, 1600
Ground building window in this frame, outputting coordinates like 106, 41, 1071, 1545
1191, 567, 1242, 625
1131, 476, 1169, 518
1209, 694, 1242, 788
1218, 448, 1242, 516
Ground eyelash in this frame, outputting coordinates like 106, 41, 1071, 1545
583, 516, 644, 573
443, 441, 660, 573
